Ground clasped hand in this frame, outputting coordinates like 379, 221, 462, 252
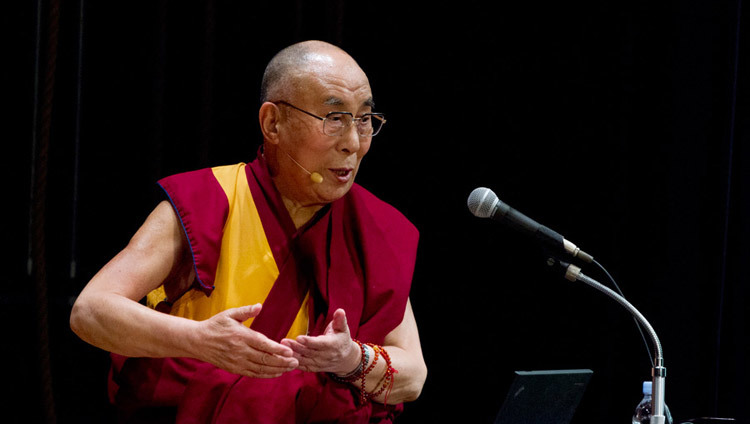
199, 305, 358, 378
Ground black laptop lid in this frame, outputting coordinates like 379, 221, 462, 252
494, 369, 593, 424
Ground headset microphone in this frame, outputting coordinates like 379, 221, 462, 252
283, 150, 324, 184
309, 172, 324, 184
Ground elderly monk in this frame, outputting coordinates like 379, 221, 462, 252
70, 40, 427, 423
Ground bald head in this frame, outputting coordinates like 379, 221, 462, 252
260, 41, 364, 103
256, 40, 376, 214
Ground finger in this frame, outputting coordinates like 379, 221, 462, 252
241, 363, 286, 379
257, 351, 300, 369
239, 358, 298, 377
290, 352, 326, 371
245, 362, 294, 376
293, 334, 338, 351
280, 338, 294, 349
226, 304, 262, 323
282, 339, 332, 369
247, 332, 295, 357
284, 338, 317, 357
280, 339, 309, 365
246, 346, 299, 368
282, 338, 305, 351
296, 363, 318, 373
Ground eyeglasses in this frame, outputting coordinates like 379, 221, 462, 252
273, 101, 386, 137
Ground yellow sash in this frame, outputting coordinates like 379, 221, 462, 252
147, 163, 309, 339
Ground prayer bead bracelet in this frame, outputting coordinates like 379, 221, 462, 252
365, 344, 397, 405
329, 339, 368, 383
358, 344, 380, 404
328, 339, 398, 406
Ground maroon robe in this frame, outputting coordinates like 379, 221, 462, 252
109, 153, 419, 423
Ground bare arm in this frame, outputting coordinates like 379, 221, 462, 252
70, 200, 298, 378
282, 298, 428, 404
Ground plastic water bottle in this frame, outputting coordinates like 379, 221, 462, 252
632, 381, 673, 424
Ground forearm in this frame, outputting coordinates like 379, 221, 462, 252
360, 343, 427, 405
70, 291, 198, 359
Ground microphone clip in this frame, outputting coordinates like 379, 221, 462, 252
545, 255, 582, 282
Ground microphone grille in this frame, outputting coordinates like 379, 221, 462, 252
467, 187, 498, 218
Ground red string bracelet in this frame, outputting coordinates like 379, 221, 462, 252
368, 345, 397, 405
329, 340, 399, 406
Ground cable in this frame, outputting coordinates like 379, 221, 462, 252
593, 259, 655, 366
714, 0, 742, 414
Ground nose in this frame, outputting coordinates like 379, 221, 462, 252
337, 123, 361, 154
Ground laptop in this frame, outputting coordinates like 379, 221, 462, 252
494, 369, 593, 424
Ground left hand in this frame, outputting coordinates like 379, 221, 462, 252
281, 308, 360, 375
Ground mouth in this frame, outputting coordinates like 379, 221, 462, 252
328, 167, 354, 183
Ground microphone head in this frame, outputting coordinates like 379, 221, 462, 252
467, 187, 499, 218
310, 172, 324, 184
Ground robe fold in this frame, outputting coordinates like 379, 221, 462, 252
108, 153, 419, 423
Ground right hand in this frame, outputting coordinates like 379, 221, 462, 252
196, 304, 299, 378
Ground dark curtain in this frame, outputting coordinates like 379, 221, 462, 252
5, 0, 748, 422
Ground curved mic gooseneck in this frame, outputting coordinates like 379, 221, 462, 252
548, 258, 667, 423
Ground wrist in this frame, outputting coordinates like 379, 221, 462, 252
175, 317, 204, 359
335, 339, 363, 377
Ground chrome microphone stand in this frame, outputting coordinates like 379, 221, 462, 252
548, 257, 667, 424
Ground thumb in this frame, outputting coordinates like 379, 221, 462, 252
226, 304, 262, 323
331, 308, 349, 334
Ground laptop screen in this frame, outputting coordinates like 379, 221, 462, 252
494, 369, 593, 424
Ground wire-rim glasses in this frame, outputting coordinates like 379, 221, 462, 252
273, 100, 386, 137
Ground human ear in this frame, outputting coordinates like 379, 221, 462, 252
259, 102, 281, 144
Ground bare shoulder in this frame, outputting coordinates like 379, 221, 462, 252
131, 200, 186, 251
81, 200, 192, 301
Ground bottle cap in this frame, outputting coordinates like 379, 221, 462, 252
642, 381, 652, 395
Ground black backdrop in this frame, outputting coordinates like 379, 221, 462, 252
5, 0, 749, 423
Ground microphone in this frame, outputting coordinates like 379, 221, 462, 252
283, 150, 324, 184
467, 187, 593, 263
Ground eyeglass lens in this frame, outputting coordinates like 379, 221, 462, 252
324, 113, 384, 136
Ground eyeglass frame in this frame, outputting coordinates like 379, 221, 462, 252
272, 100, 386, 137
